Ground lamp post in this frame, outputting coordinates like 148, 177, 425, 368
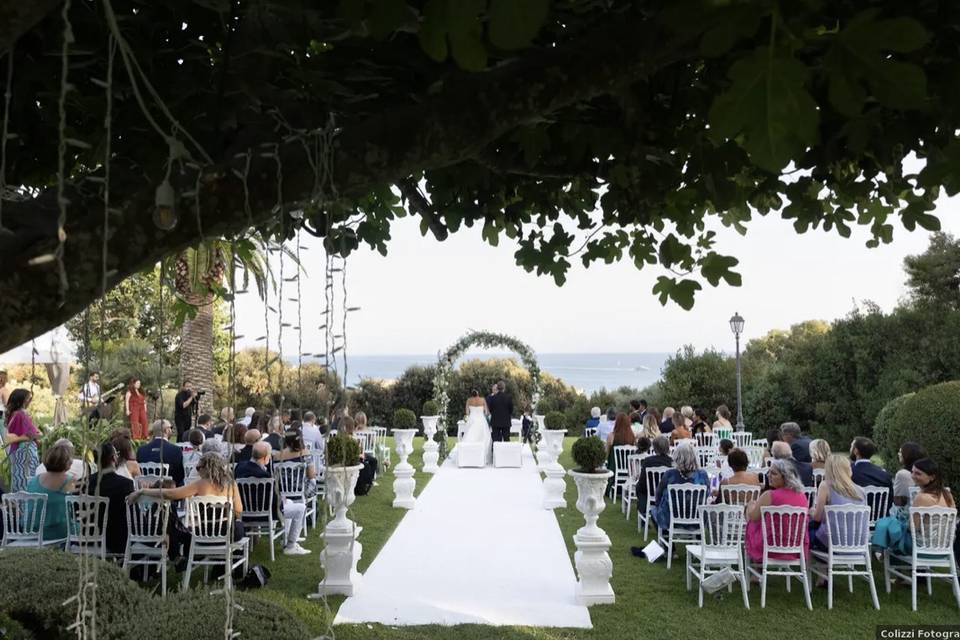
729, 312, 745, 430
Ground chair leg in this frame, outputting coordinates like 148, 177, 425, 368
760, 565, 768, 609
160, 556, 167, 600
848, 573, 853, 593
912, 566, 918, 612
182, 546, 195, 592
927, 573, 933, 597
883, 550, 892, 594
739, 558, 750, 609
666, 534, 673, 570
867, 563, 880, 610
685, 553, 692, 591
949, 556, 960, 609
827, 562, 834, 610
800, 556, 813, 611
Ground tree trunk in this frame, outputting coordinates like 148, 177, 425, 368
179, 295, 215, 417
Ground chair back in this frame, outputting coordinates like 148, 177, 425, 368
812, 468, 825, 489
675, 438, 697, 449
822, 504, 871, 553
667, 483, 709, 526
65, 495, 109, 552
353, 430, 376, 456
236, 477, 275, 520
752, 438, 768, 450
626, 454, 645, 487
274, 461, 308, 500
134, 475, 173, 489
0, 492, 47, 546
720, 483, 761, 505
731, 432, 752, 448
139, 462, 170, 477
862, 486, 890, 526
744, 446, 765, 468
759, 505, 808, 556
700, 503, 746, 550
126, 499, 170, 545
803, 486, 817, 509
584, 427, 598, 439
645, 466, 670, 504
186, 496, 234, 542
695, 446, 716, 469
613, 445, 637, 475
694, 432, 716, 448
909, 506, 958, 556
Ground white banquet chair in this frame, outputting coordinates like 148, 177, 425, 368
275, 461, 318, 531
658, 483, 708, 569
583, 427, 598, 439
685, 504, 750, 608
609, 445, 637, 501
181, 496, 249, 592
883, 506, 959, 611
810, 504, 880, 610
237, 477, 284, 562
0, 492, 64, 548
139, 462, 170, 479
621, 454, 645, 519
731, 432, 753, 448
638, 465, 670, 540
862, 486, 891, 530
720, 483, 761, 507
694, 432, 716, 448
746, 505, 812, 609
65, 495, 110, 560
124, 499, 171, 597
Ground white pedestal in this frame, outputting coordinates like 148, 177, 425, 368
392, 429, 418, 509
493, 442, 522, 468
457, 442, 486, 468
542, 463, 567, 509
422, 439, 440, 473
310, 525, 363, 598
573, 532, 615, 605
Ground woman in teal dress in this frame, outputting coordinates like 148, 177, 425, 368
25, 442, 75, 543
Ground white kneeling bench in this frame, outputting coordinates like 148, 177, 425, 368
494, 442, 522, 468
457, 443, 487, 468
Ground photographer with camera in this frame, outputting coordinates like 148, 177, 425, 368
174, 380, 204, 441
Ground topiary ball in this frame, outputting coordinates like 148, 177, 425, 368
326, 432, 361, 466
874, 392, 915, 466
571, 435, 607, 473
392, 408, 418, 430
884, 381, 960, 487
544, 411, 567, 430
422, 400, 440, 416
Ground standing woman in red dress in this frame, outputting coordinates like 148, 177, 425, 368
125, 377, 148, 439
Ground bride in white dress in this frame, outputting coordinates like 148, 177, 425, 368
460, 390, 491, 464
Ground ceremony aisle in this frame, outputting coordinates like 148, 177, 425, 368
333, 445, 592, 628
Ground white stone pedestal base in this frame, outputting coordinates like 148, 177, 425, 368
572, 532, 615, 605
422, 439, 440, 473
542, 463, 567, 509
310, 525, 363, 598
392, 463, 416, 509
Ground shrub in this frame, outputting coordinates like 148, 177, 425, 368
422, 399, 439, 416
326, 432, 361, 466
544, 411, 567, 430
874, 392, 915, 468
0, 612, 34, 640
884, 381, 960, 487
570, 436, 607, 473
392, 407, 418, 431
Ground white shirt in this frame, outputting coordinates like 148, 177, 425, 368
302, 423, 324, 451
36, 458, 94, 480
79, 381, 101, 404
239, 416, 252, 427
596, 419, 614, 442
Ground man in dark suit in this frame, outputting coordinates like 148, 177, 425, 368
196, 413, 215, 439
486, 380, 514, 443
770, 441, 814, 487
781, 422, 813, 463
635, 435, 672, 509
850, 437, 893, 489
136, 419, 185, 486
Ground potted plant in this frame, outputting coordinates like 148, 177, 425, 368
568, 436, 613, 538
539, 411, 568, 469
420, 400, 441, 474
391, 408, 419, 508
324, 433, 364, 532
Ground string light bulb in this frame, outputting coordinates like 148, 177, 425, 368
153, 179, 177, 230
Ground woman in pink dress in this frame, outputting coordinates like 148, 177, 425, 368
745, 459, 810, 563
3, 389, 41, 492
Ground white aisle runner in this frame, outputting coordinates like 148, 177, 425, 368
333, 445, 592, 628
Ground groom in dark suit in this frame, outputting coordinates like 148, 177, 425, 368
487, 380, 514, 443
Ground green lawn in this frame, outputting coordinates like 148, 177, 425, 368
248, 437, 959, 639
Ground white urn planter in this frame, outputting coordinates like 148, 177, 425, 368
392, 428, 418, 509
420, 416, 440, 474
310, 463, 364, 597
568, 469, 615, 605
541, 429, 568, 509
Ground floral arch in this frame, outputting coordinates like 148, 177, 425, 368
432, 330, 542, 462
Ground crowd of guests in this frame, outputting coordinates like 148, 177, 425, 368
589, 401, 956, 572
0, 390, 383, 566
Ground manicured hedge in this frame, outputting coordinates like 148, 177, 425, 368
883, 381, 960, 486
873, 391, 914, 467
0, 549, 310, 640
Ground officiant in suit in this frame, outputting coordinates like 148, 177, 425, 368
487, 380, 514, 442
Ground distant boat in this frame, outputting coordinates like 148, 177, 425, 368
635, 365, 650, 371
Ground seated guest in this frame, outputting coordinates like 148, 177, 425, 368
712, 404, 733, 431
25, 442, 74, 542
354, 411, 370, 432
680, 405, 694, 428
690, 408, 712, 437
639, 414, 660, 441
809, 439, 831, 470
762, 426, 782, 463
849, 437, 892, 490
263, 416, 285, 451
781, 422, 813, 463
236, 428, 261, 463
195, 414, 215, 439
770, 441, 814, 487
182, 428, 205, 471
652, 444, 708, 533
892, 441, 926, 513
136, 420, 184, 486
745, 459, 810, 562
809, 454, 865, 552
86, 441, 135, 554
659, 407, 676, 434
628, 399, 647, 425
717, 448, 762, 502
669, 412, 691, 444
277, 431, 318, 496
718, 438, 734, 457
585, 407, 601, 430
222, 423, 248, 461
111, 432, 141, 480
605, 413, 637, 492
239, 407, 255, 427
597, 408, 616, 442
635, 435, 673, 510
235, 442, 311, 556
340, 418, 378, 495
301, 411, 324, 451
873, 457, 955, 554
218, 407, 236, 433
35, 437, 89, 481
